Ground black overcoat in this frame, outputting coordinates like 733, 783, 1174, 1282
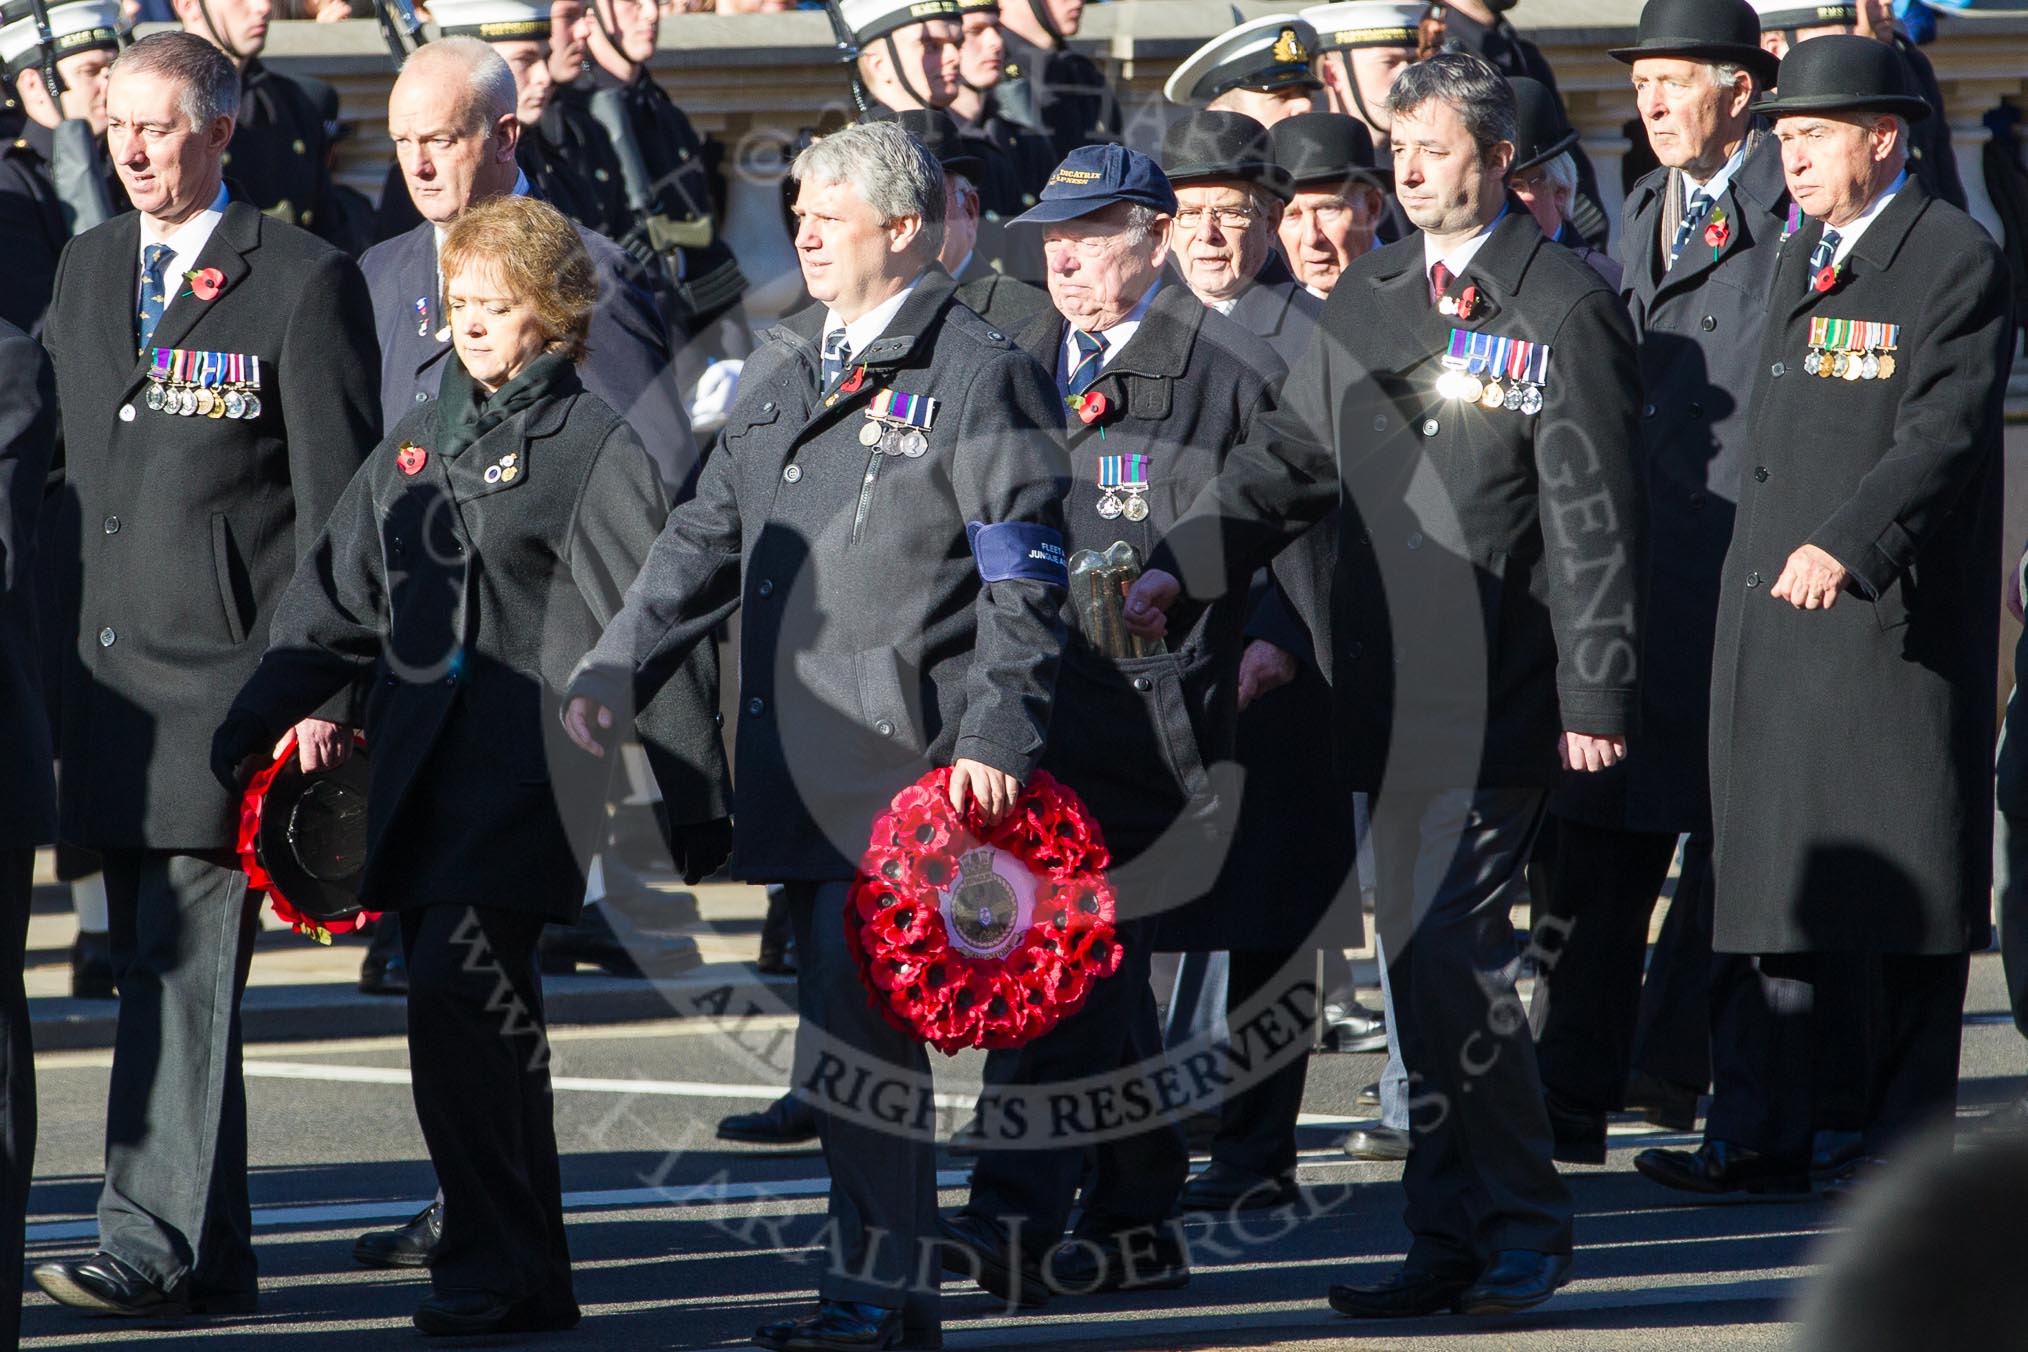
1555, 138, 1789, 835
226, 378, 728, 921
40, 198, 381, 849
1152, 207, 1644, 793
1011, 284, 1281, 916
953, 253, 1053, 334
360, 215, 700, 495
1709, 180, 2009, 957
0, 320, 55, 851
0, 123, 65, 334
568, 270, 1070, 882
1221, 250, 1323, 372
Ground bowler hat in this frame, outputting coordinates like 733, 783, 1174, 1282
1756, 33, 1930, 121
1508, 77, 1580, 175
1269, 111, 1392, 189
1162, 109, 1296, 201
248, 746, 372, 927
1010, 143, 1179, 226
1163, 15, 1324, 106
889, 108, 988, 187
1608, 0, 1780, 88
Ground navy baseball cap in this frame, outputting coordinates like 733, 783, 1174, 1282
1009, 144, 1179, 227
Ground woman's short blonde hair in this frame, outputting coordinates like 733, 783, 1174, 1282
439, 196, 598, 364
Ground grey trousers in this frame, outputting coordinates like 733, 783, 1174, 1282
1997, 809, 2028, 1041
1, 850, 34, 1349
98, 848, 258, 1297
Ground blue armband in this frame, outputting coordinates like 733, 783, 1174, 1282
967, 520, 1068, 588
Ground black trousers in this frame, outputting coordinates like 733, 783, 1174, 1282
1371, 787, 1572, 1263
784, 881, 940, 1328
401, 905, 571, 1302
1707, 950, 1969, 1161
1, 850, 34, 1350
1531, 822, 1714, 1111
1207, 945, 1313, 1181
98, 849, 257, 1298
965, 921, 1188, 1251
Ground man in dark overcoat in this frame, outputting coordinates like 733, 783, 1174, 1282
562, 120, 1070, 1352
1126, 52, 1643, 1318
937, 144, 1285, 1304
29, 31, 380, 1316
1636, 35, 2011, 1197
0, 317, 57, 1352
895, 108, 1052, 332
1530, 0, 1785, 1162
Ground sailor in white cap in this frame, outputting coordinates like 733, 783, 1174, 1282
1163, 13, 1323, 127
834, 0, 963, 114
1298, 1, 1421, 147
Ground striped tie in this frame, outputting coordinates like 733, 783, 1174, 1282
1669, 189, 1714, 266
1066, 328, 1105, 397
137, 243, 174, 354
1806, 228, 1842, 292
820, 327, 851, 388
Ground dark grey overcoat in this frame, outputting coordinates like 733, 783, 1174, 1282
1710, 179, 2010, 957
40, 199, 381, 849
224, 375, 729, 922
0, 321, 55, 851
567, 270, 1071, 882
1555, 137, 1789, 835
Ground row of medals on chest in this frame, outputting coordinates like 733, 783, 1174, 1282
1434, 328, 1549, 415
1804, 318, 1899, 381
145, 348, 264, 419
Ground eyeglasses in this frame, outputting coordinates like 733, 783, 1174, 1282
1174, 206, 1259, 231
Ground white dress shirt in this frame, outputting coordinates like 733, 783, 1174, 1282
823, 275, 921, 362
137, 182, 229, 302
1423, 206, 1505, 286
1827, 170, 1908, 267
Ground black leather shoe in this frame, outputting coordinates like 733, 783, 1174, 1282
70, 930, 117, 999
1545, 1092, 1607, 1166
937, 1212, 1046, 1307
540, 902, 652, 977
413, 1290, 580, 1336
354, 1201, 441, 1268
1624, 1071, 1702, 1132
753, 1300, 916, 1350
1318, 1000, 1389, 1054
1456, 1249, 1572, 1316
1634, 1139, 1811, 1196
1810, 1128, 1867, 1182
358, 951, 409, 995
1339, 1126, 1411, 1161
719, 1094, 819, 1145
1327, 1257, 1478, 1318
1177, 1161, 1300, 1213
756, 939, 798, 976
1355, 1080, 1382, 1109
33, 1252, 186, 1316
1820, 1154, 1888, 1205
1046, 1224, 1189, 1295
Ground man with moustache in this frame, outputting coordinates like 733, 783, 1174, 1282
995, 0, 1118, 160
1163, 15, 1321, 129
1124, 52, 1642, 1317
1161, 109, 1320, 369
29, 31, 379, 1317
1636, 35, 2009, 1200
1530, 0, 1784, 1166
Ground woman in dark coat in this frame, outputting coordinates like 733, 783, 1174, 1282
212, 196, 727, 1336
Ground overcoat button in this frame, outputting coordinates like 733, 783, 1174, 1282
415, 391, 428, 402
1754, 466, 1769, 482
103, 516, 119, 534
1701, 315, 1717, 331
384, 674, 397, 687
746, 697, 766, 716
761, 402, 775, 412
1642, 403, 1656, 417
98, 626, 115, 647
757, 578, 775, 598
875, 719, 895, 737
1771, 361, 1786, 377
1358, 533, 1371, 546
782, 465, 802, 483
1688, 402, 1703, 418
1347, 641, 1363, 659
1421, 419, 1439, 437
1406, 532, 1423, 550
1132, 676, 1152, 692
1746, 571, 1762, 588
1689, 491, 1707, 509
119, 405, 135, 422
445, 672, 458, 685
1373, 415, 1387, 431
713, 711, 724, 727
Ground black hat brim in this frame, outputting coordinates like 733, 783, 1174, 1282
1510, 127, 1581, 176
1754, 90, 1932, 122
1607, 40, 1780, 88
253, 751, 371, 925
1287, 164, 1394, 191
1008, 191, 1179, 227
1165, 161, 1297, 202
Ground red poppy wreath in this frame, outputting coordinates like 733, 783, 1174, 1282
237, 730, 379, 943
845, 767, 1123, 1053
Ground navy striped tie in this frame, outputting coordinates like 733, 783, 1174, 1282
1669, 190, 1714, 266
1806, 228, 1842, 291
820, 327, 851, 388
1066, 329, 1105, 397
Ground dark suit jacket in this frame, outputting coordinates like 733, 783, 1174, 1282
954, 254, 1053, 334
228, 378, 730, 922
1153, 206, 1644, 792
0, 320, 55, 850
568, 269, 1070, 882
360, 215, 700, 494
40, 198, 381, 848
1221, 250, 1323, 371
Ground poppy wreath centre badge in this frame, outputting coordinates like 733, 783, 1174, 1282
236, 731, 379, 943
845, 767, 1123, 1053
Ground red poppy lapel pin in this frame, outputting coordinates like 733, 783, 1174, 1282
396, 442, 428, 476
1812, 263, 1840, 294
183, 267, 226, 302
1067, 391, 1109, 438
1703, 208, 1730, 256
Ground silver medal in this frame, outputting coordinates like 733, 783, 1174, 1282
225, 390, 246, 419
1096, 492, 1123, 520
859, 421, 884, 447
145, 384, 165, 411
1503, 384, 1524, 412
242, 394, 262, 419
1861, 352, 1880, 380
1805, 351, 1822, 376
899, 429, 928, 458
1520, 385, 1544, 416
1121, 492, 1149, 523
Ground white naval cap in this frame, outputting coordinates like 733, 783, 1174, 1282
429, 0, 552, 43
1297, 2, 1425, 53
0, 0, 120, 80
1744, 0, 1856, 31
833, 0, 960, 47
1162, 14, 1324, 107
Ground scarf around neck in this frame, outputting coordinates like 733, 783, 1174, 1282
434, 349, 581, 461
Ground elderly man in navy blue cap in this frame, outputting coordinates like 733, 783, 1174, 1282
936, 142, 1298, 1307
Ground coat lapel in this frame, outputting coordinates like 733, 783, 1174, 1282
130, 200, 260, 390
787, 272, 960, 447
1065, 284, 1196, 452
1654, 141, 1785, 307
1783, 179, 1929, 324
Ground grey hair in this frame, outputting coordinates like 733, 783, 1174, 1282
402, 36, 517, 136
1708, 59, 1753, 90
110, 31, 239, 129
1384, 50, 1516, 158
794, 121, 947, 237
1541, 150, 1577, 199
1120, 202, 1161, 243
